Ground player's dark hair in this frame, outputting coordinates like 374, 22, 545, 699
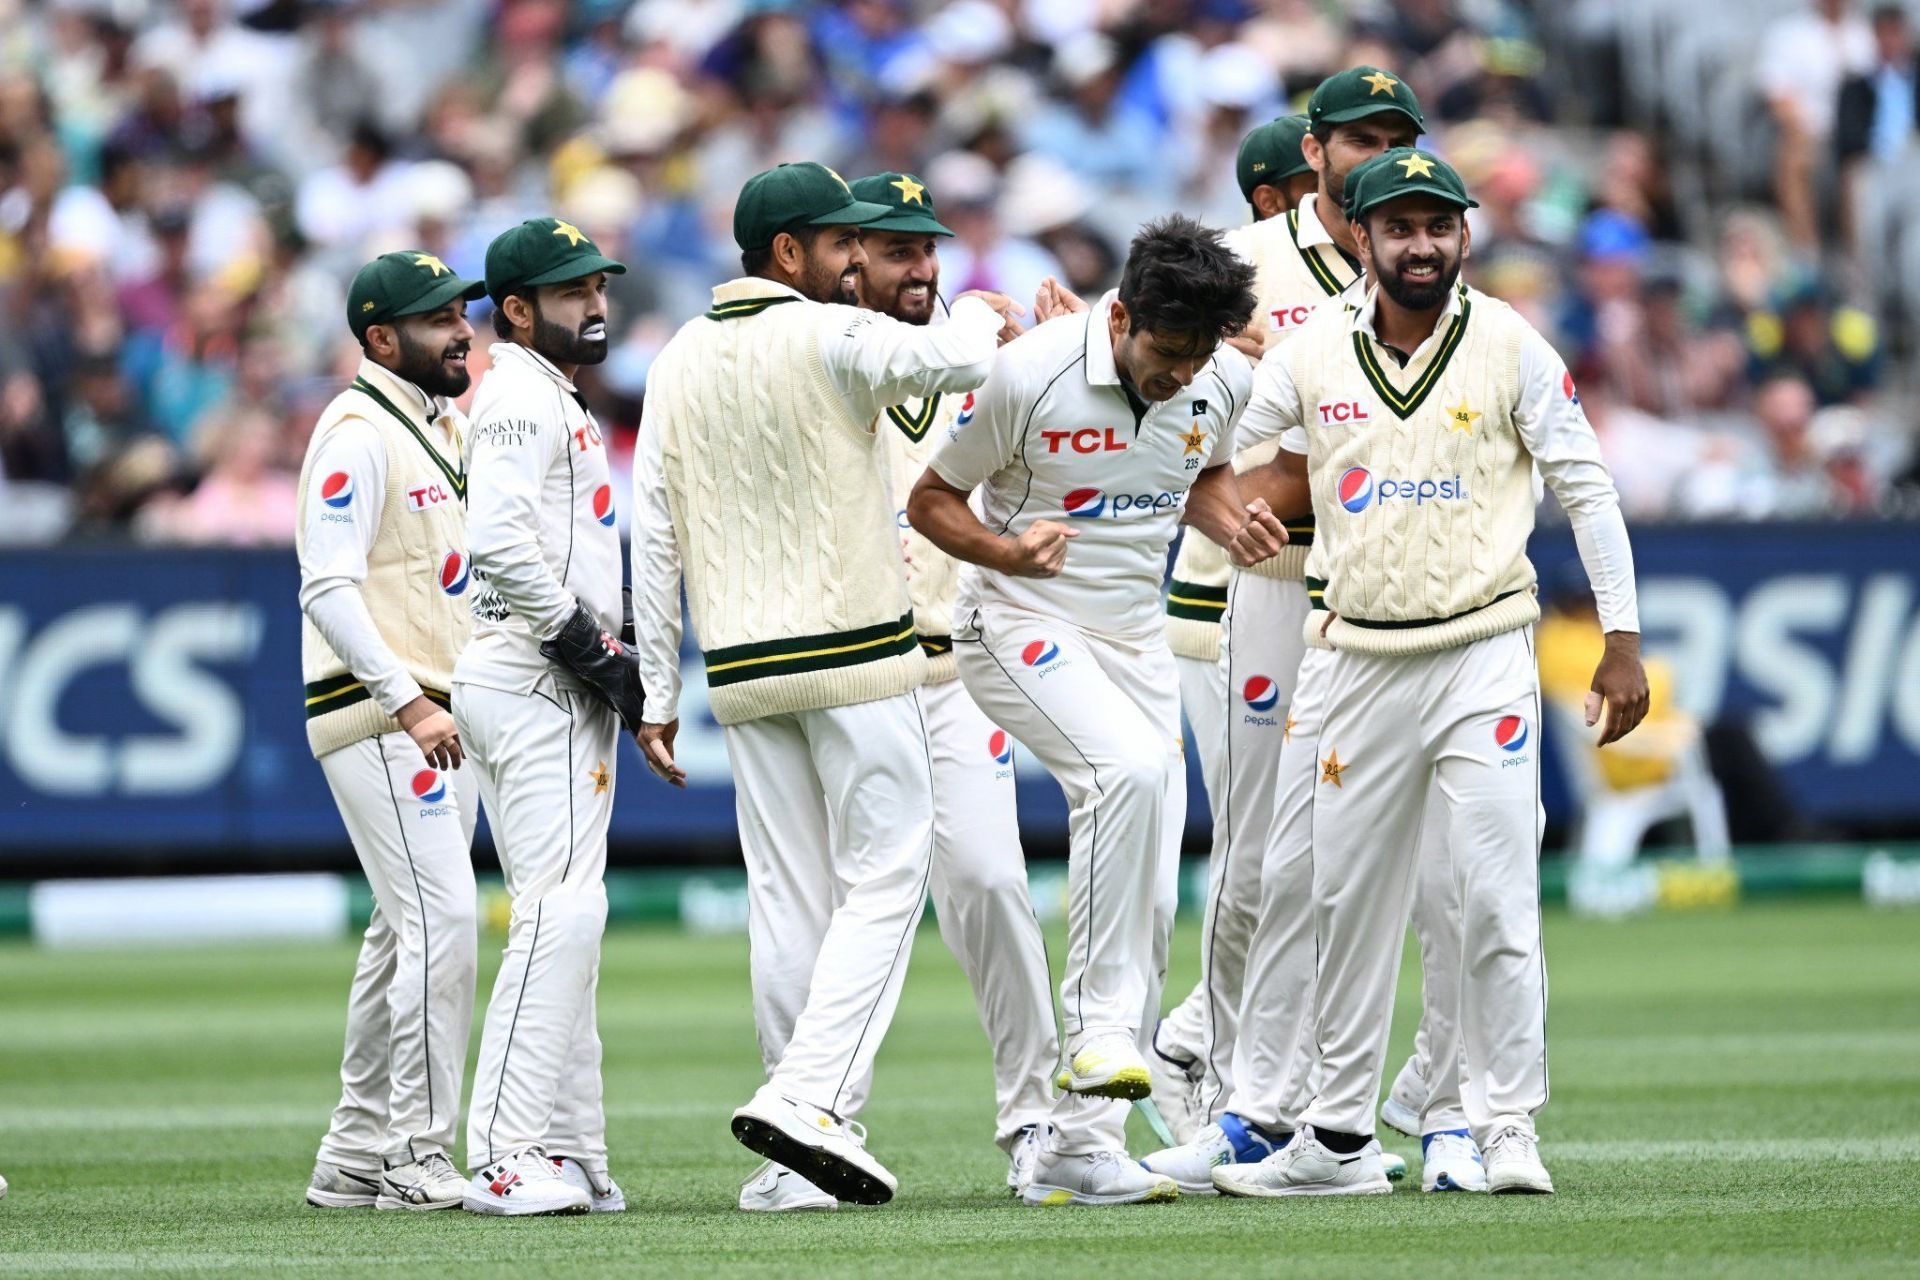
491, 302, 516, 339
741, 224, 834, 279
1117, 214, 1256, 347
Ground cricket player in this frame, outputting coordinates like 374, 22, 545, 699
842, 169, 1057, 1200
1149, 70, 1460, 1191
909, 215, 1283, 1207
1149, 108, 1359, 1140
631, 162, 1020, 1208
300, 251, 487, 1213
454, 218, 644, 1217
1210, 149, 1646, 1198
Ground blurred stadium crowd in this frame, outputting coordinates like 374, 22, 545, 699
1, 0, 1918, 546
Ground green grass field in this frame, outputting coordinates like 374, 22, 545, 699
2, 899, 1918, 1278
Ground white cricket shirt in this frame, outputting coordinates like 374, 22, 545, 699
928, 290, 1253, 640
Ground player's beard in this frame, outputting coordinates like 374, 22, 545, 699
802, 252, 861, 306
395, 328, 472, 398
532, 302, 609, 367
1375, 244, 1461, 312
884, 275, 937, 326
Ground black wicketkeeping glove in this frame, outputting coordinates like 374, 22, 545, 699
540, 602, 647, 734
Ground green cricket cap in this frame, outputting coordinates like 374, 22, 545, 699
733, 162, 893, 250
849, 171, 954, 237
346, 250, 486, 341
1306, 65, 1425, 132
1341, 147, 1479, 222
1236, 114, 1313, 201
483, 217, 627, 307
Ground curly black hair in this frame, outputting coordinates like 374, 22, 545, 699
1116, 214, 1256, 349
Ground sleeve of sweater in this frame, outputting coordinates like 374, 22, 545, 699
818, 295, 1003, 421
630, 401, 684, 725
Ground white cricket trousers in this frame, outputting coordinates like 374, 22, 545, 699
958, 606, 1184, 1154
454, 680, 619, 1171
919, 676, 1056, 1150
1225, 645, 1469, 1136
1298, 628, 1548, 1147
725, 691, 935, 1118
1157, 650, 1223, 1065
316, 731, 478, 1170
1184, 573, 1310, 1118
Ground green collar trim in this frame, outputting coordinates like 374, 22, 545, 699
351, 377, 465, 500
885, 393, 943, 443
705, 295, 801, 322
1349, 285, 1471, 419
1288, 209, 1360, 298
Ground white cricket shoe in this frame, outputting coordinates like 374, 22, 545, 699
1148, 1022, 1205, 1144
1485, 1125, 1554, 1195
1380, 1054, 1426, 1139
1140, 1113, 1287, 1195
1006, 1124, 1040, 1196
1054, 1032, 1152, 1101
553, 1156, 626, 1212
1420, 1130, 1488, 1193
305, 1159, 380, 1209
1211, 1127, 1393, 1198
739, 1160, 836, 1212
1023, 1147, 1179, 1207
377, 1153, 466, 1211
462, 1145, 591, 1216
730, 1083, 896, 1206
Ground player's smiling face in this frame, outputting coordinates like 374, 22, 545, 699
858, 231, 940, 325
383, 301, 476, 398
1358, 195, 1468, 312
797, 224, 867, 306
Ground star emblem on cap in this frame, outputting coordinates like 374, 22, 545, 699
1445, 397, 1481, 434
1396, 153, 1437, 179
823, 165, 852, 195
551, 219, 588, 247
1320, 747, 1347, 787
412, 252, 450, 277
1363, 71, 1399, 96
1181, 422, 1207, 456
891, 174, 927, 206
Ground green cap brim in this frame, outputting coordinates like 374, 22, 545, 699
861, 209, 955, 237
805, 198, 895, 228
391, 275, 488, 319
1317, 103, 1424, 129
518, 253, 629, 288
1349, 182, 1479, 221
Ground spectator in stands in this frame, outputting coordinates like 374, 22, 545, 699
140, 404, 295, 546
1757, 0, 1874, 250
1745, 275, 1882, 407
1836, 3, 1920, 299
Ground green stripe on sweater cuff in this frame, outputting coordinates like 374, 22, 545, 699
704, 612, 920, 688
1165, 576, 1227, 623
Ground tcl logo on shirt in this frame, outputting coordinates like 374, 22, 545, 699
1270, 303, 1315, 332
1317, 399, 1372, 426
1039, 427, 1130, 454
406, 482, 455, 512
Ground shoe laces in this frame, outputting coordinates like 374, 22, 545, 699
843, 1119, 868, 1149
512, 1143, 559, 1175
1489, 1126, 1537, 1160
420, 1152, 458, 1179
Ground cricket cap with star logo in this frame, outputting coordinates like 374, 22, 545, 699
1342, 146, 1479, 221
346, 249, 486, 341
1306, 65, 1425, 133
1235, 114, 1312, 201
849, 171, 954, 237
732, 162, 893, 250
483, 216, 627, 308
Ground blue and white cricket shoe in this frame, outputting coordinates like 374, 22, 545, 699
1139, 1112, 1287, 1196
1420, 1129, 1487, 1192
